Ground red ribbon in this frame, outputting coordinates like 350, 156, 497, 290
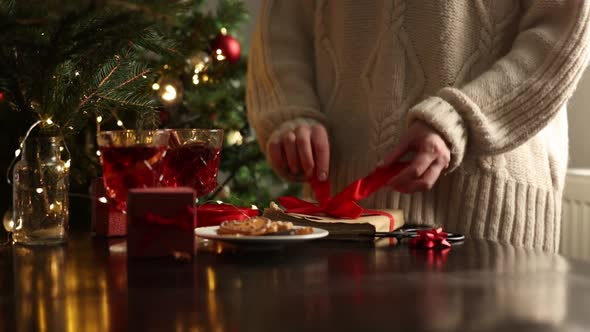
139, 206, 195, 252
278, 162, 408, 231
196, 203, 259, 227
144, 207, 195, 232
141, 203, 259, 231
138, 203, 260, 251
408, 228, 451, 249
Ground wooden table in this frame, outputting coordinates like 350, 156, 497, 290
1, 234, 590, 332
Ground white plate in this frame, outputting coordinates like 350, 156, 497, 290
194, 226, 329, 245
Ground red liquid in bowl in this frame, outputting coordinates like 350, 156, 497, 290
161, 143, 221, 196
100, 145, 167, 210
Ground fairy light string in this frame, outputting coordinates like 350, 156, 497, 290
6, 118, 73, 185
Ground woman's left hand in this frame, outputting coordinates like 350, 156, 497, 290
379, 120, 451, 193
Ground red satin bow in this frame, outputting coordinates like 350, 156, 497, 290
409, 228, 451, 249
278, 162, 408, 231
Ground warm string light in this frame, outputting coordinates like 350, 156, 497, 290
6, 120, 43, 184
95, 115, 103, 132
195, 62, 206, 73
215, 49, 226, 61
105, 110, 126, 130
226, 130, 243, 146
161, 84, 177, 102
191, 53, 210, 86
152, 75, 180, 102
93, 109, 127, 131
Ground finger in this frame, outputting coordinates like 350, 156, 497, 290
402, 158, 446, 193
282, 131, 301, 175
268, 139, 286, 171
389, 152, 436, 190
379, 137, 410, 168
295, 126, 315, 179
311, 125, 330, 181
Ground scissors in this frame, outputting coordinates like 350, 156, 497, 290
373, 226, 465, 243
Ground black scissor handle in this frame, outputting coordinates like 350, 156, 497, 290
374, 229, 465, 243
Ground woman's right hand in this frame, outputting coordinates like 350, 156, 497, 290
268, 123, 330, 181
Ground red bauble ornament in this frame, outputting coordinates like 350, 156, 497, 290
210, 33, 241, 64
0, 92, 5, 101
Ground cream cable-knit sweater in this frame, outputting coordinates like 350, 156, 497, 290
247, 0, 590, 252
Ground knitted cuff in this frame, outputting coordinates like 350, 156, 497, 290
407, 96, 468, 171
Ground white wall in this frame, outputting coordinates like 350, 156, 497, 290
568, 70, 590, 168
238, 0, 590, 168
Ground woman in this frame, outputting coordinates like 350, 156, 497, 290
246, 0, 590, 252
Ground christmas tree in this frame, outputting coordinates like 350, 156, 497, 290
0, 0, 299, 222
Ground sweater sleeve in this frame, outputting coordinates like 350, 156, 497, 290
407, 0, 590, 170
246, 0, 328, 154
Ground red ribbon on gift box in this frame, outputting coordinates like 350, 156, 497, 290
138, 206, 196, 252
144, 208, 195, 232
278, 162, 408, 231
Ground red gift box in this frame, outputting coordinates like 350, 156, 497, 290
91, 178, 127, 237
127, 187, 196, 258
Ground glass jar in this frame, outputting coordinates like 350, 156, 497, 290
12, 136, 69, 245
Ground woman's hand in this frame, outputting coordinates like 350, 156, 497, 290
268, 123, 330, 181
380, 121, 450, 193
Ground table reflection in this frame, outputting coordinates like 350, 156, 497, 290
11, 239, 127, 332
177, 240, 571, 332
3, 235, 588, 332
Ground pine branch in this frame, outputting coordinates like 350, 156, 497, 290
79, 55, 153, 113
215, 0, 248, 30
96, 94, 153, 108
98, 59, 123, 89
0, 0, 16, 16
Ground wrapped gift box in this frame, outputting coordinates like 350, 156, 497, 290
127, 187, 196, 258
91, 178, 127, 237
264, 203, 404, 241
